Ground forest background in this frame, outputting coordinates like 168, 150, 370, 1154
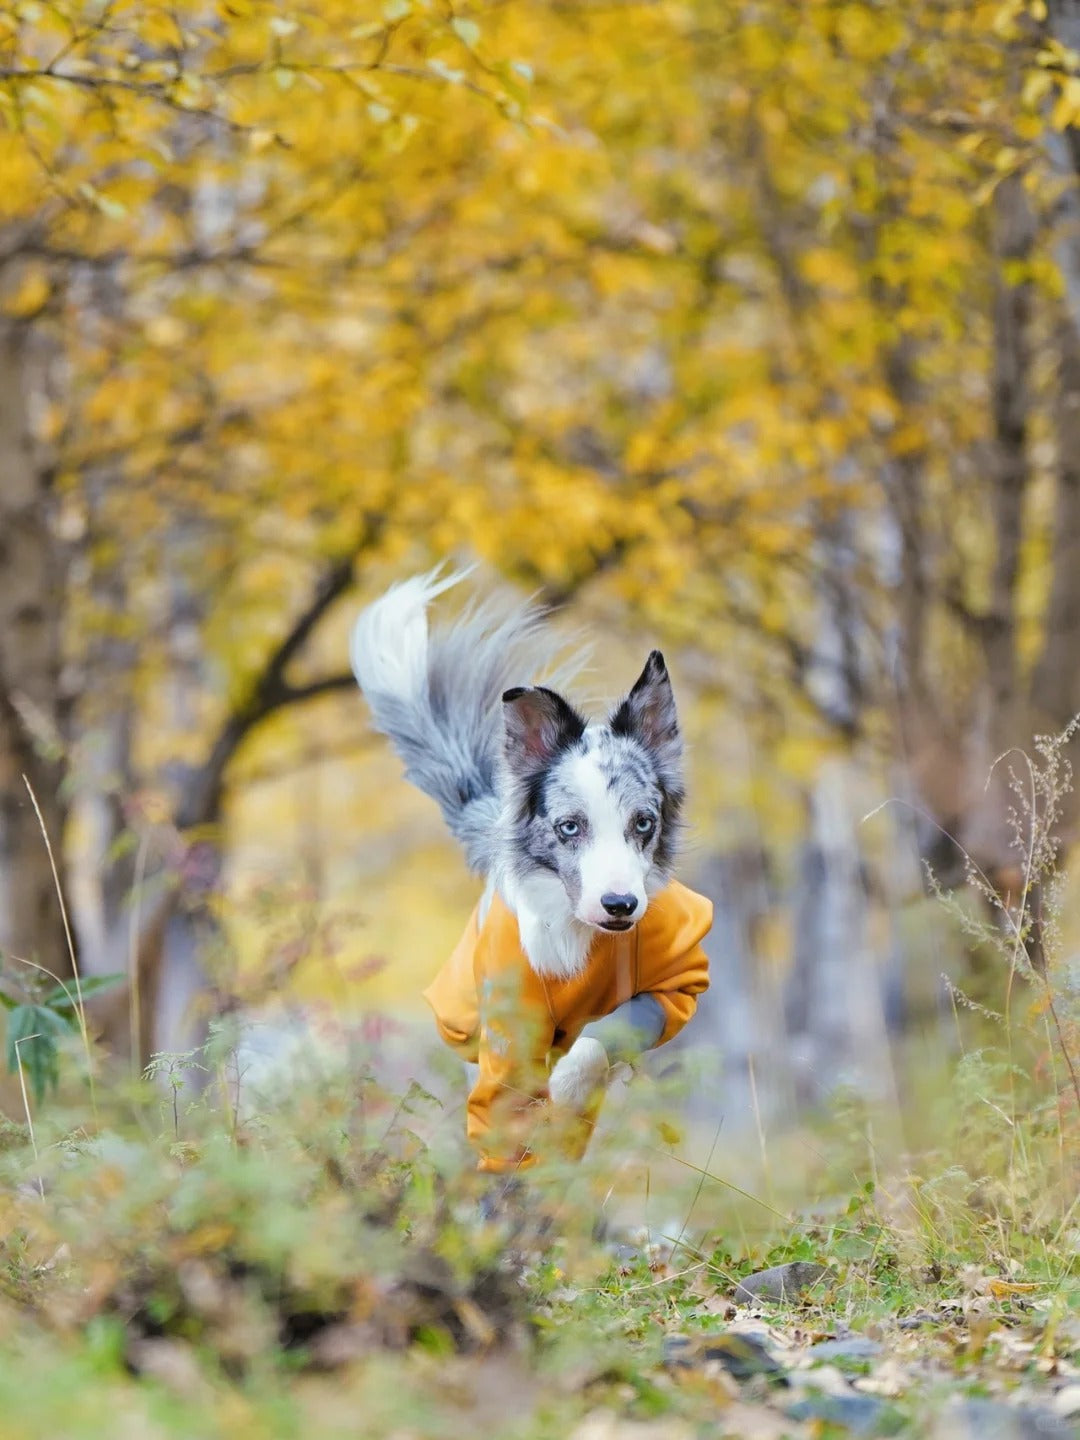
5, 0, 1080, 1113
4, 3, 1080, 1435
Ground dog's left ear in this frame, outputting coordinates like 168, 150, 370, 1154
502, 684, 587, 777
609, 650, 681, 772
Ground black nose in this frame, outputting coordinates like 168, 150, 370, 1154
601, 892, 638, 918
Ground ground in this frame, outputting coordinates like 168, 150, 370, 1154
0, 1021, 1075, 1440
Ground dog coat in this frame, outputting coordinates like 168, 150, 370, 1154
423, 880, 712, 1172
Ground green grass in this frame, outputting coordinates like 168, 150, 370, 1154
0, 1017, 1073, 1440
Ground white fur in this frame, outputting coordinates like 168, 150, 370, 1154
562, 746, 652, 929
499, 868, 593, 979
477, 874, 497, 928
496, 738, 656, 978
548, 1036, 610, 1110
349, 566, 470, 703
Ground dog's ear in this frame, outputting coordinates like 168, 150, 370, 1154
502, 685, 586, 774
609, 650, 681, 773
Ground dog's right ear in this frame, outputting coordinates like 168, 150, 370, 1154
502, 686, 586, 775
609, 650, 681, 775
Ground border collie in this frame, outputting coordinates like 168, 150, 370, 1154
350, 569, 710, 1166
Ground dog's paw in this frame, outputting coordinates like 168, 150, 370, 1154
548, 1037, 610, 1111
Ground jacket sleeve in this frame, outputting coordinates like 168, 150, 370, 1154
422, 905, 482, 1057
580, 993, 666, 1061
640, 889, 712, 1046
466, 963, 555, 1174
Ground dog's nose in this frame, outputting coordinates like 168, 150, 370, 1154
601, 892, 638, 918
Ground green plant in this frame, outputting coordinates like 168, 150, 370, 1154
0, 970, 123, 1105
932, 722, 1080, 1124
143, 1048, 208, 1144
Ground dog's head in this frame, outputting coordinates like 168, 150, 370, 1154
501, 651, 683, 932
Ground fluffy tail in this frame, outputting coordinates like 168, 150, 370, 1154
350, 567, 573, 875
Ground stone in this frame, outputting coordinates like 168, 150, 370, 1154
785, 1393, 902, 1436
733, 1262, 835, 1305
930, 1399, 1077, 1440
663, 1330, 787, 1382
807, 1336, 883, 1361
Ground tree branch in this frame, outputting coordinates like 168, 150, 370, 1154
273, 672, 358, 708
175, 527, 379, 829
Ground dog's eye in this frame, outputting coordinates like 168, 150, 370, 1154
634, 813, 656, 838
555, 819, 580, 841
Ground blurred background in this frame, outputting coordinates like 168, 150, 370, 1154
2, 0, 1079, 1140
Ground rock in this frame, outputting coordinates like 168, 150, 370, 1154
713, 1402, 814, 1439
305, 1320, 376, 1370
127, 1337, 209, 1398
930, 1399, 1077, 1439
733, 1262, 835, 1305
786, 1364, 856, 1398
807, 1336, 882, 1361
663, 1330, 787, 1383
786, 1393, 903, 1436
570, 1409, 696, 1440
897, 1310, 943, 1330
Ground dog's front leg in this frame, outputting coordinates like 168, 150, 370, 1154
548, 1037, 610, 1112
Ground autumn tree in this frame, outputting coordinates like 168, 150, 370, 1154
4, 0, 1080, 1073
0, 0, 554, 1050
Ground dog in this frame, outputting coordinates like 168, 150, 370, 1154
351, 569, 712, 1172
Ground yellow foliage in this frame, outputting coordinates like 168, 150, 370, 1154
1, 0, 1074, 993
1, 264, 50, 317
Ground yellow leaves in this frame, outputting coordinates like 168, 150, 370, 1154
589, 249, 662, 300
144, 313, 187, 347
624, 430, 664, 475
960, 1273, 1044, 1301
799, 249, 859, 297
450, 17, 481, 52
992, 0, 1030, 42
1, 264, 50, 318
775, 734, 838, 784
1050, 76, 1080, 132
181, 1222, 237, 1257
835, 5, 906, 63
33, 400, 64, 445
1021, 68, 1054, 111
0, 0, 1069, 801
890, 422, 928, 458
751, 520, 800, 560
656, 1119, 682, 1147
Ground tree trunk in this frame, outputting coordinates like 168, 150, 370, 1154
886, 167, 1037, 896
944, 172, 1037, 889
1031, 43, 1080, 732
0, 319, 69, 976
1032, 310, 1080, 728
785, 759, 897, 1107
983, 173, 1034, 736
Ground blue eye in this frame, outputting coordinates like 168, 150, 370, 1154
555, 819, 580, 841
634, 814, 656, 837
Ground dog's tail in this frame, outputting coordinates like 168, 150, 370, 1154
350, 567, 573, 874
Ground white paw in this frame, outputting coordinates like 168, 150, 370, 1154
548, 1037, 610, 1111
